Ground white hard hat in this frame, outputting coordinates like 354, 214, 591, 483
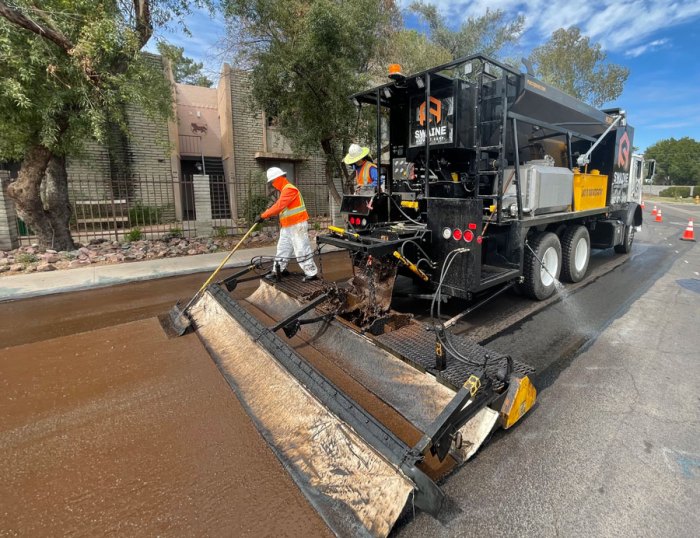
266, 166, 286, 182
343, 143, 370, 165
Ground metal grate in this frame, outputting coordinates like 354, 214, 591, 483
266, 275, 534, 392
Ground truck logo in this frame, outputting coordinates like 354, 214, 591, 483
618, 131, 630, 169
418, 96, 442, 126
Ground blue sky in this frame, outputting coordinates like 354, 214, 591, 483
147, 1, 700, 152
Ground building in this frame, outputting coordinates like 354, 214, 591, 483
1, 54, 330, 249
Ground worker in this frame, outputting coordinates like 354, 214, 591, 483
256, 167, 318, 282
343, 143, 379, 193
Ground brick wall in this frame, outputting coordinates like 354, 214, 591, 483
228, 70, 329, 218
66, 53, 174, 211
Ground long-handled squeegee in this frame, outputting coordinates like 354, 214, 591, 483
162, 222, 259, 336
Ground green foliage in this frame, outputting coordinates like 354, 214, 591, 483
223, 0, 395, 162
409, 2, 523, 60
168, 226, 184, 238
125, 228, 143, 242
16, 252, 38, 265
659, 186, 691, 198
529, 27, 629, 107
157, 42, 213, 87
374, 29, 451, 77
312, 221, 321, 232
214, 225, 228, 238
128, 203, 164, 226
245, 195, 270, 227
645, 137, 700, 186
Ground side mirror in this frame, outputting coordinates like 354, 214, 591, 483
646, 160, 656, 180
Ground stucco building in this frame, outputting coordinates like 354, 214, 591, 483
1, 54, 330, 249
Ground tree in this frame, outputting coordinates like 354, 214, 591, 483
222, 0, 397, 201
157, 42, 213, 87
644, 137, 700, 186
409, 2, 524, 60
0, 1, 203, 249
529, 27, 629, 107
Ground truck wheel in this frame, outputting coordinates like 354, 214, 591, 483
560, 225, 590, 283
523, 232, 562, 300
614, 224, 635, 254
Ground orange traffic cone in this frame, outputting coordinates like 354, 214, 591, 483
651, 205, 658, 216
681, 219, 696, 241
641, 199, 645, 209
655, 210, 662, 222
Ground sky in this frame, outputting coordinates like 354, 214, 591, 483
147, 1, 700, 152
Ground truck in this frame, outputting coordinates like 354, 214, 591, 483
173, 54, 644, 537
319, 55, 644, 305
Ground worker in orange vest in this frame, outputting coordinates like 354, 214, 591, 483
256, 167, 318, 282
344, 143, 379, 193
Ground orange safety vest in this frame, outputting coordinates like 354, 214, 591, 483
356, 162, 377, 186
279, 184, 309, 227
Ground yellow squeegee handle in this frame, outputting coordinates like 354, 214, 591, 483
196, 223, 259, 295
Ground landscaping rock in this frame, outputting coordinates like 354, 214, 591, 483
36, 263, 56, 272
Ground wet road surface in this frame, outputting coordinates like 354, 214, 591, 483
2, 203, 697, 536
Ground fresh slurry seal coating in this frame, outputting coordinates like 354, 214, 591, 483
0, 318, 331, 537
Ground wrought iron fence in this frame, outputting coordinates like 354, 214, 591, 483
13, 173, 330, 245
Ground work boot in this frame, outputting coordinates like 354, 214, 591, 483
264, 269, 290, 281
302, 274, 319, 283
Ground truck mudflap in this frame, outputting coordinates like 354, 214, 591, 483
189, 285, 443, 538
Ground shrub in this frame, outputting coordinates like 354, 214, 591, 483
659, 186, 691, 198
168, 226, 184, 238
126, 228, 143, 242
128, 203, 164, 226
244, 170, 270, 226
214, 226, 228, 238
16, 253, 38, 265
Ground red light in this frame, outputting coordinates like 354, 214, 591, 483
464, 230, 474, 242
349, 216, 357, 225
453, 229, 462, 241
476, 236, 483, 244
468, 223, 477, 230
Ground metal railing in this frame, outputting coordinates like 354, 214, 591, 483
13, 173, 330, 245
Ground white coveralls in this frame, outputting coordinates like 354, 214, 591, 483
274, 220, 318, 277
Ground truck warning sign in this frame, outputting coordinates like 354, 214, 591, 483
410, 89, 454, 147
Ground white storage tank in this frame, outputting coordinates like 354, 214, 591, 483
503, 157, 573, 215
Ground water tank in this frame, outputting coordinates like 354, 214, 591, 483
503, 158, 573, 215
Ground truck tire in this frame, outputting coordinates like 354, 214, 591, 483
614, 224, 635, 254
560, 225, 590, 283
523, 232, 562, 300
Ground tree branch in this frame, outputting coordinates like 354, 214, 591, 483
0, 0, 73, 53
133, 0, 153, 48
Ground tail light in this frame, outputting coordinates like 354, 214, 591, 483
464, 230, 474, 242
468, 223, 477, 230
452, 229, 462, 241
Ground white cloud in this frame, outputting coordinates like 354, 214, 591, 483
401, 1, 700, 54
624, 38, 670, 57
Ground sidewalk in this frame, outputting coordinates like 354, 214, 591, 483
0, 245, 278, 302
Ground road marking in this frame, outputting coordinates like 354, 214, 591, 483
663, 447, 700, 478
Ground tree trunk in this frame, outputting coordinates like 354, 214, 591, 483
320, 138, 350, 204
6, 146, 75, 250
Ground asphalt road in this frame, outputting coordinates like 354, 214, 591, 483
1, 202, 698, 536
396, 201, 700, 537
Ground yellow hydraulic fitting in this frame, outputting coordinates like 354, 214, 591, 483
328, 225, 359, 239
500, 375, 537, 429
400, 200, 419, 210
392, 251, 429, 281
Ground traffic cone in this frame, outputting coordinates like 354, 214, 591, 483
681, 219, 696, 241
641, 199, 645, 209
651, 205, 657, 216
655, 210, 662, 223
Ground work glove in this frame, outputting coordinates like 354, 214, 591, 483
254, 214, 265, 225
